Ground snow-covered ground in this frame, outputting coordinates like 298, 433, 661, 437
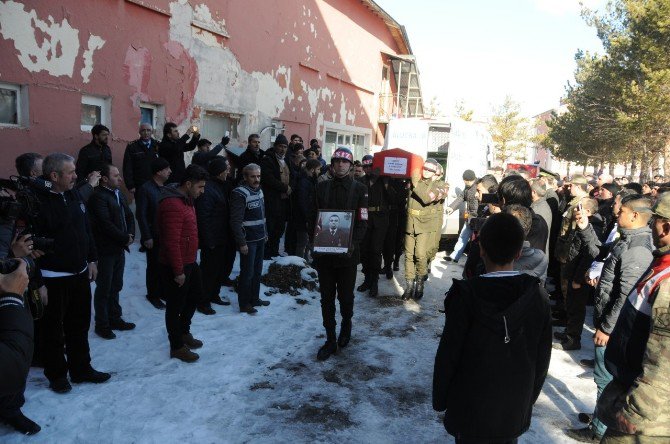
1, 246, 598, 443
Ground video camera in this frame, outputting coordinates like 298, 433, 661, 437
0, 176, 55, 257
468, 193, 500, 232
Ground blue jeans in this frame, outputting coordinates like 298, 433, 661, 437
450, 222, 472, 261
593, 345, 613, 437
238, 240, 265, 309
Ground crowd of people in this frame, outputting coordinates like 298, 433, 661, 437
0, 121, 669, 443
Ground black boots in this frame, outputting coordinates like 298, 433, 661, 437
317, 329, 338, 361
338, 320, 352, 348
357, 275, 371, 292
369, 275, 378, 298
384, 264, 393, 279
1, 410, 41, 435
402, 279, 416, 300
414, 278, 425, 300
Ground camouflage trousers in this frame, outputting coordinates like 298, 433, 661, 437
600, 429, 669, 443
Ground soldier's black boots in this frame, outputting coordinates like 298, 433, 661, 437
357, 275, 371, 292
369, 276, 378, 298
338, 320, 352, 348
317, 329, 338, 361
402, 279, 416, 300
384, 264, 393, 279
414, 278, 425, 300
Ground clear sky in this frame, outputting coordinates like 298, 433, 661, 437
376, 0, 606, 119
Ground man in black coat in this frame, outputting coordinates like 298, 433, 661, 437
260, 134, 293, 259
237, 134, 265, 180
195, 158, 234, 315
433, 213, 552, 444
0, 262, 40, 435
88, 164, 136, 340
292, 159, 320, 258
158, 122, 200, 184
192, 136, 230, 168
135, 157, 171, 309
76, 124, 112, 184
32, 153, 110, 394
313, 147, 368, 361
122, 123, 159, 194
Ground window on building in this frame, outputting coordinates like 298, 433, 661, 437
201, 112, 239, 142
139, 102, 164, 134
324, 129, 368, 160
0, 82, 27, 127
81, 95, 110, 132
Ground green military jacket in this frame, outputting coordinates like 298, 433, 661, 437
406, 178, 439, 234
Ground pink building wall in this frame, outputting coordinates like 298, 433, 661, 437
0, 0, 409, 176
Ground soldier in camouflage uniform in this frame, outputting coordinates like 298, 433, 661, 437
595, 192, 670, 443
426, 164, 448, 278
403, 158, 441, 301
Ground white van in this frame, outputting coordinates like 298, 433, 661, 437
382, 117, 492, 236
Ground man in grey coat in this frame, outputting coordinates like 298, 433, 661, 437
565, 194, 654, 442
530, 179, 552, 254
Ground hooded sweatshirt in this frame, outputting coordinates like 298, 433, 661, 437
433, 272, 552, 441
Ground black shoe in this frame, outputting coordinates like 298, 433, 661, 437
317, 341, 338, 361
414, 279, 425, 300
211, 295, 231, 306
49, 377, 72, 394
565, 426, 599, 442
95, 326, 116, 340
553, 337, 581, 351
402, 279, 416, 300
110, 319, 136, 331
240, 305, 258, 315
1, 411, 41, 435
70, 368, 111, 384
423, 274, 429, 282
580, 359, 595, 369
384, 265, 393, 279
197, 304, 216, 315
147, 295, 166, 309
357, 275, 370, 292
553, 330, 568, 341
443, 256, 453, 263
253, 299, 270, 307
369, 278, 378, 298
338, 321, 351, 348
578, 412, 593, 424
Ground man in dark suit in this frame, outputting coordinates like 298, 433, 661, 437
315, 214, 350, 248
123, 123, 159, 194
88, 163, 136, 340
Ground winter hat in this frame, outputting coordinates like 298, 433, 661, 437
331, 146, 354, 164
462, 169, 476, 181
151, 157, 170, 174
362, 154, 373, 166
423, 158, 439, 173
208, 157, 228, 177
274, 134, 289, 147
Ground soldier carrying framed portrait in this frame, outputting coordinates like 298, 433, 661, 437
313, 210, 355, 254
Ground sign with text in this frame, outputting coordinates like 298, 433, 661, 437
383, 157, 408, 175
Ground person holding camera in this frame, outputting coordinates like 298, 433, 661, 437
88, 164, 136, 339
32, 153, 109, 393
0, 261, 41, 435
158, 122, 200, 184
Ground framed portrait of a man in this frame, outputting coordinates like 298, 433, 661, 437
313, 210, 354, 254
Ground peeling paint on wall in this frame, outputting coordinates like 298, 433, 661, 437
0, 0, 79, 77
81, 35, 105, 83
123, 45, 152, 104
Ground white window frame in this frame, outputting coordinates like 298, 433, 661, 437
322, 122, 372, 160
0, 82, 27, 128
139, 103, 157, 129
81, 95, 111, 132
139, 102, 165, 136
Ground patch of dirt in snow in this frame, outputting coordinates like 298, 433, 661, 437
250, 381, 275, 391
375, 296, 404, 307
380, 385, 428, 409
268, 359, 308, 375
292, 403, 354, 430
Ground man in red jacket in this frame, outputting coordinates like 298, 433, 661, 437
157, 164, 208, 362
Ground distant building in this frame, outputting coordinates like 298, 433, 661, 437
531, 102, 568, 172
0, 0, 424, 175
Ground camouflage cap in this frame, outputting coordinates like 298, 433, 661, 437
569, 174, 588, 185
652, 191, 670, 219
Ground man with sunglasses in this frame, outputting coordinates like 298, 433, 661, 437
403, 158, 442, 301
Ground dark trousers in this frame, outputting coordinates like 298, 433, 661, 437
0, 392, 25, 419
565, 283, 590, 340
383, 210, 398, 267
145, 243, 162, 299
161, 263, 202, 350
360, 214, 389, 276
265, 199, 289, 258
94, 252, 125, 328
42, 273, 93, 381
200, 245, 229, 305
317, 264, 357, 333
295, 230, 310, 259
238, 240, 265, 309
592, 345, 613, 437
285, 219, 297, 256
